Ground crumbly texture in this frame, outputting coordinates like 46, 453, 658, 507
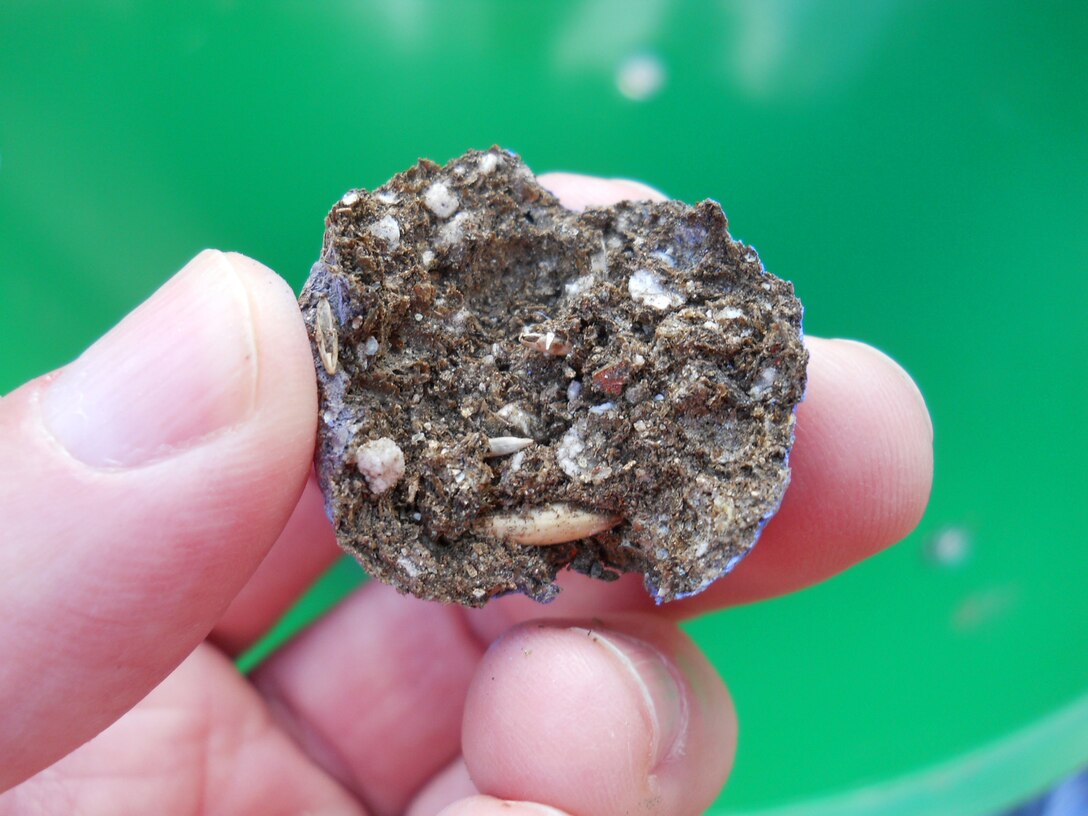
300, 148, 807, 606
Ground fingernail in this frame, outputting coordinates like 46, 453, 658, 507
569, 627, 688, 767
41, 250, 258, 467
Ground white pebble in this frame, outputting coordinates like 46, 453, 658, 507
628, 268, 685, 310
564, 274, 594, 296
340, 190, 360, 206
356, 437, 405, 495
588, 401, 616, 415
509, 450, 525, 472
748, 366, 778, 399
364, 336, 380, 355
424, 181, 459, 218
478, 152, 499, 174
437, 210, 470, 246
497, 403, 535, 436
567, 380, 583, 401
556, 426, 587, 479
367, 215, 401, 248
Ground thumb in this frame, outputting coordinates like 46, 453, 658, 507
0, 250, 317, 790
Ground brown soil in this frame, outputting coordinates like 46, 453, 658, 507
299, 148, 807, 606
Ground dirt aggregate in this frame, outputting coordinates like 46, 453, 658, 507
299, 148, 807, 606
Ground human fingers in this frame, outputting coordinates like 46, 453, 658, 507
406, 759, 476, 816
0, 645, 363, 815
254, 585, 734, 816
252, 583, 486, 816
0, 250, 317, 790
210, 469, 342, 656
462, 616, 735, 816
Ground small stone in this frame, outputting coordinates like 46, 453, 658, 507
356, 437, 405, 495
478, 152, 499, 174
368, 214, 401, 248
424, 181, 459, 218
629, 268, 685, 310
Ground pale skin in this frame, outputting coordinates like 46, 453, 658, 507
0, 175, 933, 816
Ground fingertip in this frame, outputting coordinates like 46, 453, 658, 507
821, 337, 933, 444
223, 250, 306, 328
800, 337, 934, 543
537, 172, 668, 211
611, 177, 670, 202
220, 250, 317, 434
0, 249, 318, 788
463, 617, 733, 816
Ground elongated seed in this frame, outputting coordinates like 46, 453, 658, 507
487, 436, 535, 457
477, 503, 621, 545
519, 330, 572, 356
315, 297, 338, 375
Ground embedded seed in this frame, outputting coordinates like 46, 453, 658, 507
315, 297, 338, 375
477, 503, 621, 545
519, 330, 572, 356
486, 436, 535, 457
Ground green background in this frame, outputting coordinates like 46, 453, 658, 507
2, 2, 1085, 813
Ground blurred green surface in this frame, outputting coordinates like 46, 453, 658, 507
2, 2, 1086, 813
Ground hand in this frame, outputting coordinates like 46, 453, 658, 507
0, 176, 932, 816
